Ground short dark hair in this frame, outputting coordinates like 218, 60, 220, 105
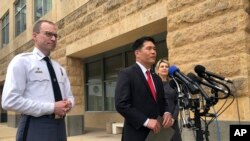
33, 20, 55, 33
132, 36, 156, 51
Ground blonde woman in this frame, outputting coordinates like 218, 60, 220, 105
155, 59, 182, 141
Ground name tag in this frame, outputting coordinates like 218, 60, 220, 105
35, 67, 43, 73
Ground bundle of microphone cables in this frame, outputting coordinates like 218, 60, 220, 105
168, 64, 237, 141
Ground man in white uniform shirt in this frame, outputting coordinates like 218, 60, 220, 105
1, 20, 74, 141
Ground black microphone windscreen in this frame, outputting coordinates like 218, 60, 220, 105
187, 73, 200, 83
194, 65, 206, 77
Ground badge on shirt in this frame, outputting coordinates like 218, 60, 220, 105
35, 67, 43, 73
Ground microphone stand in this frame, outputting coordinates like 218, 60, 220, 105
193, 88, 221, 141
172, 77, 204, 141
173, 76, 230, 141
193, 98, 204, 141
172, 78, 192, 128
171, 68, 232, 141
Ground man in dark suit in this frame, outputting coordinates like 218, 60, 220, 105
115, 36, 173, 141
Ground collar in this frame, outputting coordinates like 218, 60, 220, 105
136, 61, 151, 74
33, 47, 48, 61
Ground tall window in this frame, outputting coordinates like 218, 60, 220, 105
85, 32, 167, 111
85, 52, 130, 111
1, 12, 9, 48
34, 0, 52, 21
86, 60, 103, 111
15, 0, 26, 36
104, 54, 123, 111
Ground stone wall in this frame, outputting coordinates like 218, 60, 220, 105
166, 0, 250, 140
57, 0, 167, 58
0, 0, 168, 129
0, 40, 34, 82
167, 0, 250, 120
1, 0, 250, 137
57, 0, 163, 44
55, 0, 168, 128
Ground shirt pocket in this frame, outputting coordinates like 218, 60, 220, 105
29, 71, 50, 82
56, 68, 65, 84
57, 75, 65, 84
56, 69, 66, 90
56, 73, 66, 96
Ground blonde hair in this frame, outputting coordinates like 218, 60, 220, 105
155, 59, 169, 74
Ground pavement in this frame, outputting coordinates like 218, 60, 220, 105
0, 123, 121, 141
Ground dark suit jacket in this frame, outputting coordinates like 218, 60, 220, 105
163, 81, 182, 141
115, 63, 169, 141
163, 81, 179, 120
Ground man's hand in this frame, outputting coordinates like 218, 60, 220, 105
147, 119, 161, 133
63, 99, 72, 112
54, 101, 68, 116
162, 113, 172, 128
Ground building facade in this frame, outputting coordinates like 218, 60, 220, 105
0, 0, 249, 140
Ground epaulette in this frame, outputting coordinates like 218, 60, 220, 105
19, 52, 33, 57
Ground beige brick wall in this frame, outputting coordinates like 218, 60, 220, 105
58, 0, 167, 58
166, 0, 250, 121
1, 0, 250, 131
1, 0, 168, 128
57, 0, 167, 128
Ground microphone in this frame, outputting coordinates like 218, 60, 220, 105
187, 72, 229, 94
168, 65, 199, 94
194, 65, 233, 83
187, 73, 210, 100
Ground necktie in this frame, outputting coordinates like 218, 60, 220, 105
146, 70, 157, 101
43, 57, 63, 101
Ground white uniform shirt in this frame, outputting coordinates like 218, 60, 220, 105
1, 47, 74, 117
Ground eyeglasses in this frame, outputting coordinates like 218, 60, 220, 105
39, 31, 58, 38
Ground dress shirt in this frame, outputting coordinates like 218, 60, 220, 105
136, 62, 171, 127
136, 62, 155, 127
136, 62, 156, 89
1, 47, 74, 117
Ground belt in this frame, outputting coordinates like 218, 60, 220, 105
40, 114, 65, 119
22, 114, 64, 119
